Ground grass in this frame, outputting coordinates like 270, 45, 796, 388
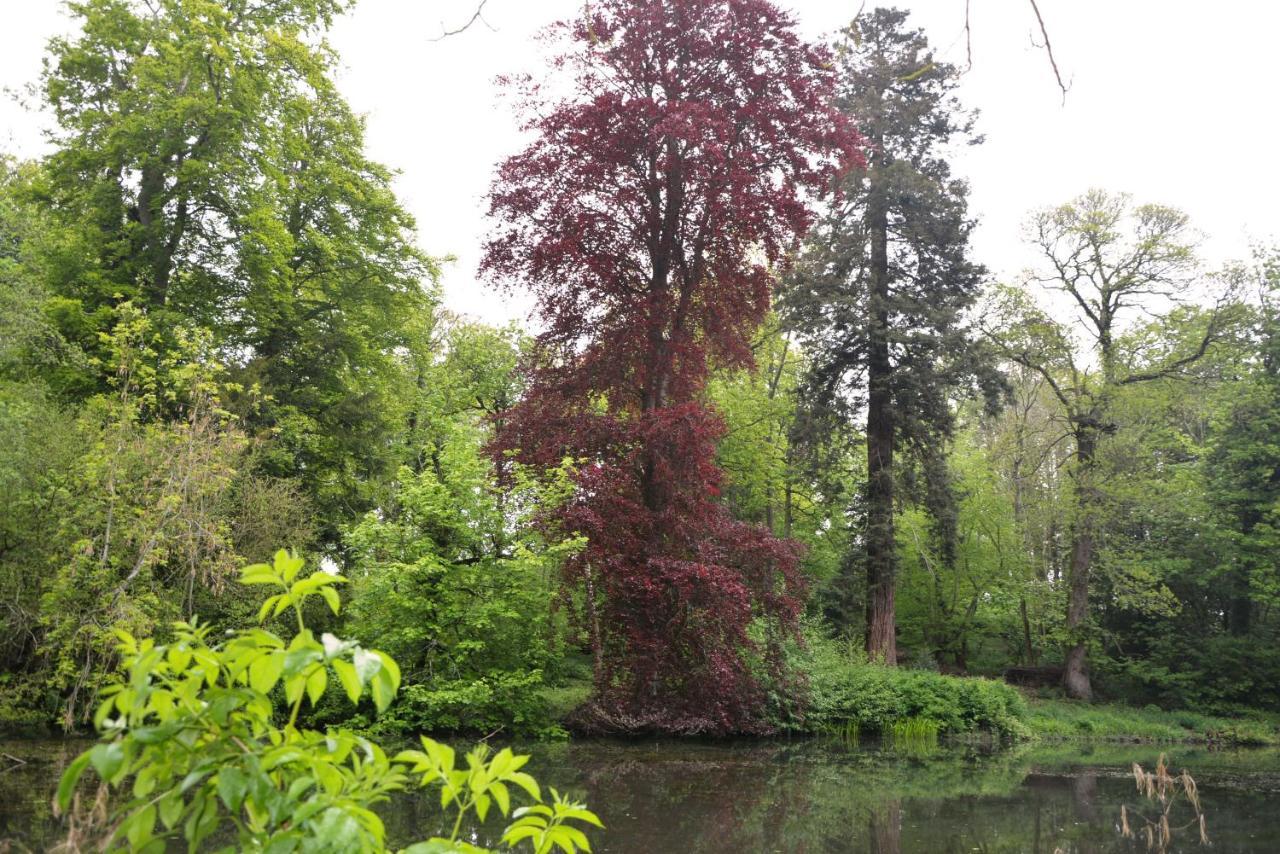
1024, 698, 1280, 746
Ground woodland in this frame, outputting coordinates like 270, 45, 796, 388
2, 3, 1280, 848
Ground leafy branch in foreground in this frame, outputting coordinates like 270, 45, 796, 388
53, 549, 601, 853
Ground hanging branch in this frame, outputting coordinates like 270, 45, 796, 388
430, 0, 494, 41
953, 0, 1068, 101
1027, 0, 1070, 101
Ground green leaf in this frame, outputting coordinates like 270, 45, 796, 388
490, 780, 510, 816
305, 666, 328, 707
249, 651, 285, 695
283, 646, 321, 678
560, 825, 591, 851
240, 563, 277, 585
159, 790, 184, 830
124, 803, 157, 849
179, 768, 212, 794
508, 771, 541, 802
332, 659, 361, 704
88, 741, 125, 783
284, 673, 306, 707
321, 585, 341, 615
185, 791, 218, 851
56, 752, 91, 813
217, 768, 250, 814
257, 595, 281, 624
370, 669, 392, 713
373, 650, 401, 693
274, 549, 303, 582
558, 807, 604, 828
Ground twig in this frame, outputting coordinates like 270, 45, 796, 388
962, 0, 973, 74
1, 752, 28, 773
430, 0, 495, 42
1027, 0, 1070, 102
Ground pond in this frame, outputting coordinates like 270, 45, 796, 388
3, 737, 1280, 852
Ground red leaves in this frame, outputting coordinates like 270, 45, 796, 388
484, 0, 860, 733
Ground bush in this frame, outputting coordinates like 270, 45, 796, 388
54, 551, 601, 853
781, 628, 1027, 738
354, 672, 566, 740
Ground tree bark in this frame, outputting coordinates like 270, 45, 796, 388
1063, 424, 1097, 700
864, 151, 896, 666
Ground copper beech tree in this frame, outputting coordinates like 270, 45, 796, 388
483, 0, 859, 732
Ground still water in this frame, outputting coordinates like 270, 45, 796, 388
3, 737, 1279, 852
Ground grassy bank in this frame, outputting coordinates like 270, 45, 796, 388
779, 632, 1280, 746
1024, 698, 1280, 746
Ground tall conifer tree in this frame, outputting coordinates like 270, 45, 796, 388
785, 7, 997, 663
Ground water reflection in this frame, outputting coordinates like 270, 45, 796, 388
4, 738, 1280, 852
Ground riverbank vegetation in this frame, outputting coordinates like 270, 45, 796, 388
2, 0, 1278, 765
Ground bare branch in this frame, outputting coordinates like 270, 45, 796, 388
1027, 0, 1070, 102
430, 0, 495, 42
962, 0, 973, 74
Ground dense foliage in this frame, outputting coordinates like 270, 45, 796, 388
54, 550, 601, 853
482, 0, 858, 733
1, 1, 1278, 815
784, 7, 999, 665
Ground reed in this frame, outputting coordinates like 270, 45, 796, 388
1120, 754, 1208, 851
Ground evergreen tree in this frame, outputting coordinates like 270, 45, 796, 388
784, 7, 997, 664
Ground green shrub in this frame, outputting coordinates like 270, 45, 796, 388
54, 551, 601, 853
786, 629, 1027, 738
355, 672, 566, 740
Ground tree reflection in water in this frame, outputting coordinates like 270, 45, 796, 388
3, 739, 1279, 852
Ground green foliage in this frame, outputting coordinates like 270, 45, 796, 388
709, 317, 857, 588
396, 740, 601, 854
896, 430, 1037, 672
343, 321, 581, 737
781, 627, 1027, 738
1024, 699, 1279, 746
55, 551, 601, 853
36, 0, 438, 543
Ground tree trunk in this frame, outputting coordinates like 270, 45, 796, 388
1228, 571, 1252, 635
1063, 424, 1097, 700
864, 148, 896, 665
1020, 596, 1036, 665
583, 562, 605, 686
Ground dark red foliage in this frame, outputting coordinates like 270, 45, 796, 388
483, 0, 860, 733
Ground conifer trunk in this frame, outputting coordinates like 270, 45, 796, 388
865, 150, 897, 665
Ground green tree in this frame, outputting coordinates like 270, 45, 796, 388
785, 7, 998, 663
37, 0, 436, 543
983, 190, 1237, 700
1206, 254, 1280, 637
344, 320, 583, 735
710, 317, 857, 592
896, 429, 1030, 672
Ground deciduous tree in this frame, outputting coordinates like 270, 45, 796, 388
483, 0, 857, 732
984, 190, 1236, 699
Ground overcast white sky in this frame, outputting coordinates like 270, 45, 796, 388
2, 0, 1277, 325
